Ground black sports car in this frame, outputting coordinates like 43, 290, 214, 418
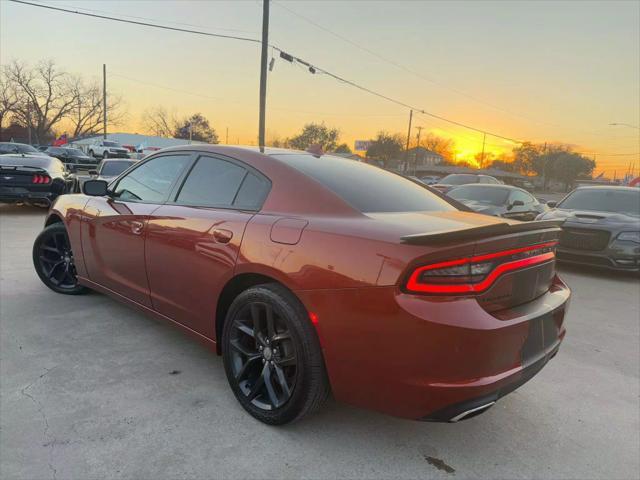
537, 186, 640, 271
44, 146, 97, 169
0, 154, 72, 206
432, 173, 501, 193
0, 142, 51, 157
447, 184, 548, 221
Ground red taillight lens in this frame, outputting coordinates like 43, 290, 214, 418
32, 174, 51, 184
406, 242, 557, 295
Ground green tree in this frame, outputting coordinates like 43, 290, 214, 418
287, 122, 340, 151
548, 150, 596, 191
366, 132, 403, 169
174, 113, 219, 143
333, 143, 352, 154
512, 142, 543, 175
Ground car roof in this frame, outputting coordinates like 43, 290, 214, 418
574, 185, 639, 192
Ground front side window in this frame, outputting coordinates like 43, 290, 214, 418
509, 190, 535, 205
113, 155, 190, 202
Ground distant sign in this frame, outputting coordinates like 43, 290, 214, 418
354, 140, 372, 151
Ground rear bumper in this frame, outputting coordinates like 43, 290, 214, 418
0, 187, 56, 203
296, 275, 570, 420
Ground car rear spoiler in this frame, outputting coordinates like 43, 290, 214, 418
400, 220, 564, 245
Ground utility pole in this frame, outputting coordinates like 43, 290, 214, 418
258, 0, 270, 149
189, 121, 193, 143
226, 127, 229, 144
414, 126, 424, 176
27, 101, 32, 144
480, 132, 486, 169
103, 64, 107, 140
404, 109, 413, 173
541, 142, 548, 191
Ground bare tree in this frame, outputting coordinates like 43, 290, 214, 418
0, 71, 20, 140
142, 106, 176, 137
419, 133, 455, 161
68, 78, 125, 138
4, 60, 79, 143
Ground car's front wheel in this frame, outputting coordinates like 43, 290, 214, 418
32, 223, 89, 295
222, 284, 329, 425
103, 151, 109, 159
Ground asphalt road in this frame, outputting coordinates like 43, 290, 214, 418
1, 204, 639, 480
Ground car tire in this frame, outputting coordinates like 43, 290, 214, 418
32, 223, 89, 295
222, 283, 329, 425
88, 150, 94, 158
103, 151, 109, 159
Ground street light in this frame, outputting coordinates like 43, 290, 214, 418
609, 123, 640, 130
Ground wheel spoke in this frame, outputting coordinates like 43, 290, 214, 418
235, 323, 254, 338
230, 339, 257, 357
41, 245, 59, 254
235, 355, 261, 381
47, 261, 64, 280
247, 364, 266, 401
278, 356, 296, 367
273, 365, 291, 397
272, 332, 291, 343
263, 364, 280, 408
265, 303, 276, 338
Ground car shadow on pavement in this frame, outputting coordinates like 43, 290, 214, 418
0, 204, 48, 216
557, 262, 639, 282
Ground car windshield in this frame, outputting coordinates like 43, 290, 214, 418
448, 186, 510, 205
272, 153, 456, 213
439, 174, 479, 185
100, 161, 134, 176
558, 188, 640, 216
64, 148, 85, 156
0, 143, 39, 154
103, 141, 121, 147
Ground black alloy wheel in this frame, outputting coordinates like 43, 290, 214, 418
222, 284, 329, 425
32, 223, 88, 295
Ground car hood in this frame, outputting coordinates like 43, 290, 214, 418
539, 209, 640, 228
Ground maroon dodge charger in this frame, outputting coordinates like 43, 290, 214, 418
33, 146, 570, 424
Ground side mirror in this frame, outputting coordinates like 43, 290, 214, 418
83, 179, 108, 196
547, 201, 557, 208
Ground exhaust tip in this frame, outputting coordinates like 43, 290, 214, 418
449, 401, 495, 422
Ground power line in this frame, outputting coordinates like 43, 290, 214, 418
271, 0, 610, 138
10, 0, 632, 156
9, 0, 262, 45
43, 1, 258, 34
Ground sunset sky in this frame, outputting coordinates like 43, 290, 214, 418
1, 0, 639, 176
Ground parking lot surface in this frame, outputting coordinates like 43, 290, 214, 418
1, 204, 639, 480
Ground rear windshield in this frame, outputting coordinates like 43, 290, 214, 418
0, 143, 39, 154
448, 185, 509, 205
100, 161, 135, 176
271, 153, 456, 213
439, 174, 480, 185
559, 188, 640, 216
103, 141, 121, 147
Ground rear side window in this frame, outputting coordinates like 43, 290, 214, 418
113, 155, 190, 203
176, 156, 248, 207
272, 153, 455, 213
509, 189, 535, 204
233, 172, 271, 210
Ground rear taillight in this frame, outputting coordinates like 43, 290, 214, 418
406, 241, 557, 294
32, 174, 51, 184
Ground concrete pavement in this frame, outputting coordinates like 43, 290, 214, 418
1, 204, 638, 479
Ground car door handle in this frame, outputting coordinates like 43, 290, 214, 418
131, 221, 144, 235
212, 228, 233, 244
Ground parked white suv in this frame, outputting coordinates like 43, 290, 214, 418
88, 140, 129, 159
